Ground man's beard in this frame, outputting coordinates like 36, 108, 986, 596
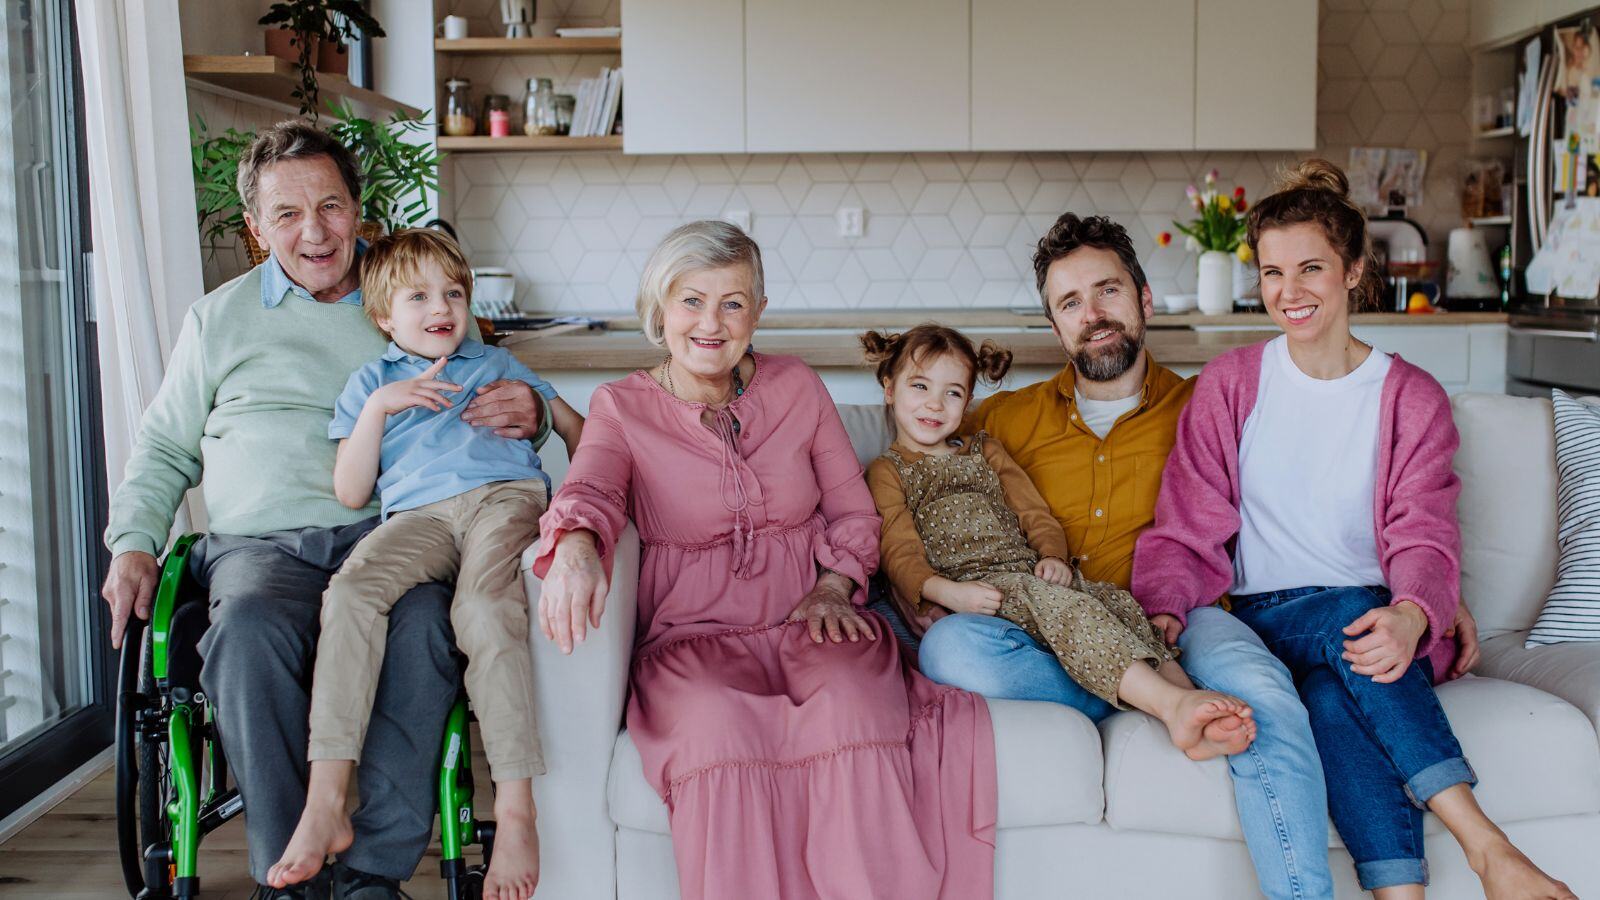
1070, 318, 1144, 382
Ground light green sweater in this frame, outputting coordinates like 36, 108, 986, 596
106, 267, 387, 557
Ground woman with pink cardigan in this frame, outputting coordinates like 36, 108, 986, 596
1132, 160, 1571, 900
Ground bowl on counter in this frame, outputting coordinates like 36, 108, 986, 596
471, 267, 517, 318
1160, 293, 1198, 313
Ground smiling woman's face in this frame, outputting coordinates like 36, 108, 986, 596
660, 264, 766, 379
1256, 221, 1362, 347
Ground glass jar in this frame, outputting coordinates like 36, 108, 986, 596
555, 93, 575, 135
484, 93, 512, 138
523, 78, 559, 136
443, 79, 475, 137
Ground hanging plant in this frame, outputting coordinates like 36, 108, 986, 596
258, 0, 385, 120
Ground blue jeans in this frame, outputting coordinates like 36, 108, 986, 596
1230, 586, 1476, 891
920, 608, 1335, 900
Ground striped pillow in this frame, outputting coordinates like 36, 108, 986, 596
1528, 389, 1600, 646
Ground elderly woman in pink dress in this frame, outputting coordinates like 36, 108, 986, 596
534, 220, 997, 900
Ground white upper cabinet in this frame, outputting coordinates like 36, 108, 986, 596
1195, 0, 1317, 150
744, 0, 969, 152
623, 0, 746, 153
972, 0, 1195, 151
1470, 0, 1540, 48
1544, 1, 1598, 25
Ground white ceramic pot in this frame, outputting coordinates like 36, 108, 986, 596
1197, 250, 1235, 315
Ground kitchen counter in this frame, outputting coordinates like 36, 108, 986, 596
501, 310, 1510, 372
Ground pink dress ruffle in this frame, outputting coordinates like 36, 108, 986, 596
535, 354, 996, 899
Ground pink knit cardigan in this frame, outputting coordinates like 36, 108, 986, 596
1131, 341, 1462, 680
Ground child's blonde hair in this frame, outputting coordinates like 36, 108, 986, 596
860, 324, 1013, 394
360, 229, 474, 328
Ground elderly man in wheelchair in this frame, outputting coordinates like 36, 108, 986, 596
102, 120, 548, 900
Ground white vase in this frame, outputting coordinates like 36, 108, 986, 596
1197, 250, 1235, 315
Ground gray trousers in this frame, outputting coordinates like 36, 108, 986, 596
191, 518, 460, 884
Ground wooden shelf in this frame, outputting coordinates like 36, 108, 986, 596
1475, 126, 1516, 139
1470, 215, 1513, 226
184, 55, 421, 117
436, 135, 622, 152
434, 37, 621, 55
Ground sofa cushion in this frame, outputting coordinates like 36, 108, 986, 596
1101, 677, 1600, 844
836, 402, 892, 469
1480, 630, 1600, 732
606, 698, 1106, 835
1451, 393, 1559, 639
1528, 390, 1600, 645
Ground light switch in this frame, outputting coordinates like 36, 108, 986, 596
723, 209, 752, 232
837, 207, 864, 238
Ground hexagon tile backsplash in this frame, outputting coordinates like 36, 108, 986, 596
445, 0, 1472, 315
192, 0, 1474, 311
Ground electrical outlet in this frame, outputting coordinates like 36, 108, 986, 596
724, 209, 752, 232
837, 207, 864, 238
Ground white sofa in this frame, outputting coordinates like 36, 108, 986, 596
521, 393, 1600, 900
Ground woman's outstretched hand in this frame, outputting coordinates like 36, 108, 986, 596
539, 530, 609, 654
787, 571, 875, 645
1342, 600, 1429, 683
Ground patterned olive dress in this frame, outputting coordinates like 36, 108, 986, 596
884, 436, 1174, 705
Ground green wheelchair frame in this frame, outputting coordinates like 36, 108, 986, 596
115, 534, 495, 898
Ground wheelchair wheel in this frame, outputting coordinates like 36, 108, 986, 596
116, 619, 174, 899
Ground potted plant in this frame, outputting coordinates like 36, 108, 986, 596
191, 105, 442, 266
260, 0, 385, 119
1158, 170, 1250, 316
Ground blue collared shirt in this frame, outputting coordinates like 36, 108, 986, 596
260, 239, 368, 308
329, 338, 560, 518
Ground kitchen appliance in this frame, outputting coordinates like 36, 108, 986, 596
1368, 214, 1437, 311
1505, 13, 1600, 397
471, 267, 517, 318
1446, 227, 1498, 299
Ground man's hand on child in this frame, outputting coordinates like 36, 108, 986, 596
371, 357, 461, 415
1150, 614, 1184, 647
1034, 557, 1072, 585
463, 379, 541, 438
925, 577, 1003, 616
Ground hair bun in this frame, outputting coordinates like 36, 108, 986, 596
1277, 158, 1350, 199
859, 329, 899, 362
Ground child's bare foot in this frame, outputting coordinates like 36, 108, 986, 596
483, 809, 540, 900
1474, 839, 1576, 900
265, 801, 353, 888
1163, 690, 1255, 761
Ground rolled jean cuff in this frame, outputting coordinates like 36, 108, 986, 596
1405, 756, 1477, 808
1356, 857, 1429, 890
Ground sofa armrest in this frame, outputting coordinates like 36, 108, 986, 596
523, 522, 639, 900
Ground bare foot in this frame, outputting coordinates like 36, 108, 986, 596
1475, 840, 1576, 900
265, 801, 353, 889
1163, 691, 1255, 761
483, 811, 540, 900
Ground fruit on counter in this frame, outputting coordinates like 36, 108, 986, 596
1406, 292, 1436, 314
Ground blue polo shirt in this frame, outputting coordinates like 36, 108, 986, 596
330, 338, 560, 518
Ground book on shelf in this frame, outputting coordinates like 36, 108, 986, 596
555, 26, 621, 38
570, 67, 623, 137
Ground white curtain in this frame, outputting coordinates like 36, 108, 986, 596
77, 0, 204, 515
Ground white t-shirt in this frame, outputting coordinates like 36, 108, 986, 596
1232, 336, 1392, 596
1075, 389, 1141, 440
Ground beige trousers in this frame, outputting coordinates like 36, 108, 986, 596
308, 478, 547, 781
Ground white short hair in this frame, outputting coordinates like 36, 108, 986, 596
636, 220, 765, 346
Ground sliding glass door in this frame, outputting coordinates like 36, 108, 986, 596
0, 0, 109, 821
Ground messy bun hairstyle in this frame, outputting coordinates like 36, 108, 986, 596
860, 324, 1013, 394
1245, 159, 1385, 312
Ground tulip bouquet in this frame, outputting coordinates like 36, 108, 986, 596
1158, 169, 1252, 263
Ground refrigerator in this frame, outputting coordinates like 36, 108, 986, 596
1506, 9, 1600, 396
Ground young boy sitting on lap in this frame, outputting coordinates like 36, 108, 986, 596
267, 229, 583, 900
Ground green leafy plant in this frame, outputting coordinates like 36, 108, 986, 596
190, 104, 442, 252
191, 117, 255, 246
259, 0, 385, 119
326, 101, 442, 234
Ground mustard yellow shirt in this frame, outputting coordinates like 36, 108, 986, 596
965, 353, 1196, 590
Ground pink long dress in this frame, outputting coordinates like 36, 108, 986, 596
533, 353, 996, 900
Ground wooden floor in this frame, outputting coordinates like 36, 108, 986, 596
0, 746, 494, 899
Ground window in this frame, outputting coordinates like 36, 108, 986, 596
0, 0, 109, 820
